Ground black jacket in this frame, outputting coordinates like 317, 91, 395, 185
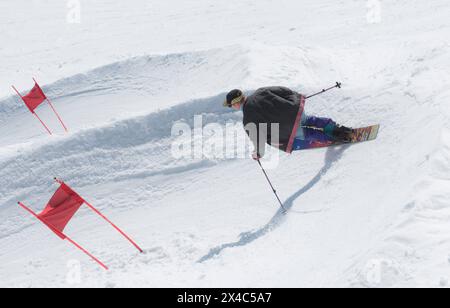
243, 87, 305, 157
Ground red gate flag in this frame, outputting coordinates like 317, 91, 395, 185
12, 78, 68, 135
19, 81, 47, 112
18, 178, 143, 270
38, 182, 84, 239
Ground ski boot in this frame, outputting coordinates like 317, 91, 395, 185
324, 123, 354, 143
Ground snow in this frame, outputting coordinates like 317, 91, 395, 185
1, 0, 450, 287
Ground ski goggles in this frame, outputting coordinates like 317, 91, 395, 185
223, 94, 244, 107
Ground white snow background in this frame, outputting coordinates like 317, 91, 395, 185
0, 0, 449, 287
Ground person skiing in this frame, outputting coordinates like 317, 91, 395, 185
223, 87, 354, 160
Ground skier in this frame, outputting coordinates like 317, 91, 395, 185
223, 87, 354, 160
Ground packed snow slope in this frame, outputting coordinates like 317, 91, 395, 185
0, 0, 449, 287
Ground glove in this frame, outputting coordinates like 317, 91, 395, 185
252, 152, 261, 161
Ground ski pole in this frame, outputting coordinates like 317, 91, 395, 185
256, 160, 287, 212
306, 82, 342, 99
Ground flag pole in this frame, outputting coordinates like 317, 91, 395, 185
64, 236, 109, 270
17, 201, 41, 220
46, 97, 68, 132
84, 200, 144, 253
11, 85, 24, 99
33, 112, 53, 135
17, 201, 109, 270
32, 78, 68, 133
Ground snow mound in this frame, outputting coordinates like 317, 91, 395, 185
0, 44, 331, 150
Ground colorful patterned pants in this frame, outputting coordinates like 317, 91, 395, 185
292, 114, 336, 151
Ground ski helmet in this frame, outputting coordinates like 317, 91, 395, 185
224, 89, 244, 107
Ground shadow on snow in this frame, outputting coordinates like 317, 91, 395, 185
198, 145, 349, 263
